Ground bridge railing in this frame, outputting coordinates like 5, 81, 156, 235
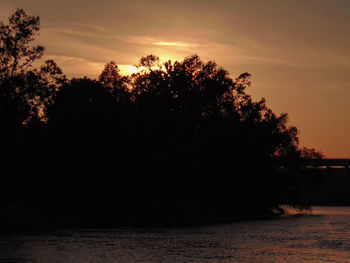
303, 159, 350, 169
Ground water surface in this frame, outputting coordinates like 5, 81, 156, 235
1, 206, 350, 262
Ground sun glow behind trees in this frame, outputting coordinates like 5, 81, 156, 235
119, 64, 166, 75
2, 0, 350, 156
0, 8, 326, 223
118, 56, 170, 76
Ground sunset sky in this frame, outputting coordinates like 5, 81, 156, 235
1, 0, 349, 158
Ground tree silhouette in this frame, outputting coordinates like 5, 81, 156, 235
0, 9, 323, 226
99, 61, 129, 98
125, 55, 304, 213
0, 9, 65, 209
0, 9, 65, 127
0, 9, 44, 79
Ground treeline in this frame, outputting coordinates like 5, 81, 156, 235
0, 9, 320, 224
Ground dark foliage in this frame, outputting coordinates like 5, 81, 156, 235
0, 9, 322, 226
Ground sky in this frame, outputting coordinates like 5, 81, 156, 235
1, 0, 350, 158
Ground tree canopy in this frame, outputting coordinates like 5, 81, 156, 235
0, 9, 323, 224
0, 9, 66, 127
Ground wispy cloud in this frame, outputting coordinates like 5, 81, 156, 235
64, 22, 108, 33
44, 54, 104, 78
45, 28, 97, 38
125, 36, 200, 48
124, 36, 158, 45
153, 41, 199, 48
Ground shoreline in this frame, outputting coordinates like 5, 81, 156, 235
0, 207, 301, 233
2, 204, 342, 233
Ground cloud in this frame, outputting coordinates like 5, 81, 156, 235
41, 24, 116, 40
47, 28, 98, 38
43, 55, 104, 78
153, 41, 199, 48
64, 22, 108, 33
125, 36, 201, 47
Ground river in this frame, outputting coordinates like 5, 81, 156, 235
1, 206, 350, 262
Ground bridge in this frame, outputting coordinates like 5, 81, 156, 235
304, 159, 350, 169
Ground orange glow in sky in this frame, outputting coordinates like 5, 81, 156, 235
1, 0, 349, 158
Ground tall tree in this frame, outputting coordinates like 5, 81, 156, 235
0, 9, 65, 125
0, 9, 44, 80
0, 9, 65, 200
99, 61, 129, 102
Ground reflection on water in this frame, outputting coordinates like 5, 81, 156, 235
1, 206, 350, 263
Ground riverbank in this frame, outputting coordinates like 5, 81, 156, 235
0, 204, 282, 233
